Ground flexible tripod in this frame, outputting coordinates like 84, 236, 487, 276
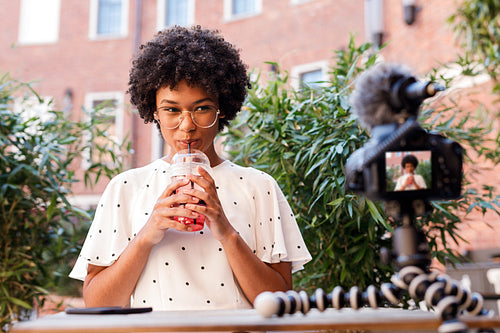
254, 204, 495, 333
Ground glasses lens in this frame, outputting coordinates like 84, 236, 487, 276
161, 110, 182, 129
192, 106, 218, 128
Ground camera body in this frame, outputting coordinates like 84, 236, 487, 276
345, 118, 463, 207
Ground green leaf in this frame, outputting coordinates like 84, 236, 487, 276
7, 297, 33, 309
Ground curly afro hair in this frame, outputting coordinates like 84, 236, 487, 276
401, 154, 419, 169
127, 25, 251, 132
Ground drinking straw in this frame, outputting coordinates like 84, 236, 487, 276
188, 143, 194, 189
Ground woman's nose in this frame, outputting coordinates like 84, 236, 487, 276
178, 111, 196, 131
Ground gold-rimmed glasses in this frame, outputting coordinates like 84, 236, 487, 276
156, 105, 220, 129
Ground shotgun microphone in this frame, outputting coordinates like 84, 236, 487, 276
350, 62, 444, 131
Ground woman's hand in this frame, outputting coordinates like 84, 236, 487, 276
136, 177, 204, 246
400, 174, 415, 190
183, 166, 237, 242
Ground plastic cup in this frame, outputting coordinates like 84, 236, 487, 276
168, 149, 211, 231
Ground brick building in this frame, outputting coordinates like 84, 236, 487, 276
1, 0, 499, 266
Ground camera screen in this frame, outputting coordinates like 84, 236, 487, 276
385, 150, 431, 193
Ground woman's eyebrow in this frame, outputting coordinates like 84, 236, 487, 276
157, 99, 178, 105
157, 97, 215, 106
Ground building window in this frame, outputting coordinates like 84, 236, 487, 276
291, 60, 329, 90
224, 0, 262, 21
300, 70, 324, 88
83, 92, 124, 167
97, 0, 122, 34
157, 0, 195, 29
364, 0, 384, 48
89, 0, 129, 39
18, 0, 61, 45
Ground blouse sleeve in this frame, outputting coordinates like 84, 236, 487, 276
394, 175, 405, 191
69, 172, 136, 281
250, 171, 312, 273
416, 174, 427, 189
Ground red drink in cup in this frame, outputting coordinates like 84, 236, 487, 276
169, 149, 211, 231
171, 175, 206, 231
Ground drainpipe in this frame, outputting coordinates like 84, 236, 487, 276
131, 0, 142, 167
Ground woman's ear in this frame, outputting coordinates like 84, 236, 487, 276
154, 112, 161, 124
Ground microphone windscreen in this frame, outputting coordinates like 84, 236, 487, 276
350, 63, 413, 131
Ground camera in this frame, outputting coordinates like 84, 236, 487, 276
345, 63, 463, 217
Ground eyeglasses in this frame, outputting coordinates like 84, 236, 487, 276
156, 105, 220, 129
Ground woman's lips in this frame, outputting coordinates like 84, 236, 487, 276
179, 139, 198, 148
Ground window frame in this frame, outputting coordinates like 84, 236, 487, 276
89, 0, 129, 40
290, 60, 329, 90
223, 0, 262, 22
156, 0, 195, 29
18, 0, 61, 45
82, 91, 125, 169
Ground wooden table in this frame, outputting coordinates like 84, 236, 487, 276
12, 308, 500, 333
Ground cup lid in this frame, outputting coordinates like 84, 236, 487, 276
170, 149, 210, 166
169, 149, 212, 177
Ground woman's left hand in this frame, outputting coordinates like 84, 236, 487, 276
183, 166, 237, 242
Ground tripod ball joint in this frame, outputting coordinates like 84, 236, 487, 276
438, 318, 468, 333
465, 292, 484, 316
254, 289, 333, 317
254, 292, 285, 318
254, 284, 404, 318
254, 290, 312, 318
392, 266, 426, 290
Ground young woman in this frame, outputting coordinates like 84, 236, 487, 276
394, 154, 427, 191
70, 25, 311, 311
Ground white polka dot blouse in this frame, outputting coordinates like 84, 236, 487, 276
70, 159, 312, 310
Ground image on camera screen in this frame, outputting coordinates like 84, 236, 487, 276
385, 151, 431, 193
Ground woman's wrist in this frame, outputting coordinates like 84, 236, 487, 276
134, 229, 162, 250
218, 228, 239, 246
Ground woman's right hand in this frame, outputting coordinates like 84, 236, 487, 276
405, 175, 415, 186
136, 178, 202, 246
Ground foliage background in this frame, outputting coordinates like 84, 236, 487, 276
0, 75, 130, 331
223, 37, 500, 293
449, 0, 500, 96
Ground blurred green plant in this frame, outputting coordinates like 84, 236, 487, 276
223, 37, 500, 293
0, 74, 131, 331
448, 0, 500, 168
448, 0, 500, 93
